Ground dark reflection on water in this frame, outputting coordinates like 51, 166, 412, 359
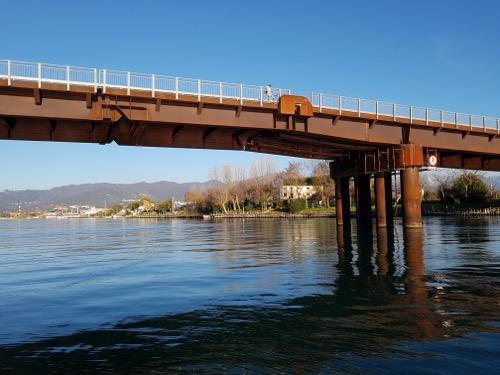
1, 217, 500, 374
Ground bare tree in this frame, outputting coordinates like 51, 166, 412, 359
312, 161, 334, 207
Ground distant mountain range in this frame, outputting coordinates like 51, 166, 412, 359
0, 181, 211, 213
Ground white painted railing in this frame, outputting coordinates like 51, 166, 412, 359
311, 93, 499, 133
0, 60, 290, 105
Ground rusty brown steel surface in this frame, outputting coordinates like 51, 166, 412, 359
334, 177, 344, 226
0, 84, 498, 171
400, 167, 423, 229
340, 177, 351, 226
374, 173, 387, 228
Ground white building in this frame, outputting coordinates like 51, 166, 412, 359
281, 185, 318, 201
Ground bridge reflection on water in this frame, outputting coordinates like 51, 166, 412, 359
0, 217, 499, 373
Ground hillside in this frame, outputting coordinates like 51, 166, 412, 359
0, 181, 211, 213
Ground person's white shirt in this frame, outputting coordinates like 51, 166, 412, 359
265, 85, 273, 98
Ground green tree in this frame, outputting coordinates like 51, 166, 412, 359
450, 172, 492, 203
287, 198, 307, 213
156, 200, 172, 214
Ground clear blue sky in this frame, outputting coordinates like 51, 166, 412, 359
1, 0, 499, 190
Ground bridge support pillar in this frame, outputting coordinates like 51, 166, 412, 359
400, 167, 422, 228
355, 174, 372, 226
335, 177, 351, 227
374, 173, 387, 228
384, 172, 394, 227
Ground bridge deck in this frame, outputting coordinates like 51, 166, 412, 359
0, 60, 498, 171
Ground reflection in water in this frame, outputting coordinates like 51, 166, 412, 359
0, 218, 500, 373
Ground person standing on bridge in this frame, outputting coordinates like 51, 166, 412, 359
265, 84, 273, 102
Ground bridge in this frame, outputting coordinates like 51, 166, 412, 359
0, 60, 498, 229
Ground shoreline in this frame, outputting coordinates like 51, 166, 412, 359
2, 208, 500, 221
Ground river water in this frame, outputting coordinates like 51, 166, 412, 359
0, 217, 499, 374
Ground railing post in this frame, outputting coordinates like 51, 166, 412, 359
440, 110, 443, 127
483, 116, 486, 130
259, 86, 263, 106
37, 63, 42, 88
197, 79, 201, 101
339, 96, 342, 114
152, 74, 155, 97
469, 115, 472, 130
66, 65, 70, 90
219, 82, 223, 103
7, 60, 11, 85
393, 103, 396, 121
455, 112, 458, 128
240, 84, 243, 105
103, 69, 107, 93
94, 68, 97, 92
358, 98, 361, 117
425, 108, 428, 125
319, 93, 323, 112
127, 71, 131, 95
497, 118, 499, 134
175, 77, 179, 99
410, 106, 413, 123
278, 88, 282, 100
376, 101, 379, 119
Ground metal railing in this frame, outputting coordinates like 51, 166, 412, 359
0, 59, 290, 105
311, 93, 500, 133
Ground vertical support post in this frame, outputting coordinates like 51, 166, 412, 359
103, 69, 107, 93
220, 82, 223, 103
319, 93, 323, 112
37, 63, 42, 88
152, 74, 155, 97
94, 68, 97, 92
66, 65, 70, 90
384, 172, 394, 226
425, 108, 428, 125
197, 79, 201, 101
393, 103, 396, 121
358, 98, 361, 117
175, 77, 179, 99
410, 106, 413, 123
374, 173, 387, 228
335, 177, 344, 226
127, 71, 130, 95
259, 86, 263, 106
483, 116, 486, 130
497, 118, 499, 134
240, 84, 243, 105
7, 60, 11, 85
440, 110, 443, 127
376, 101, 379, 119
340, 176, 351, 227
278, 88, 282, 99
400, 167, 422, 228
339, 96, 342, 114
469, 114, 472, 130
355, 174, 372, 227
455, 112, 458, 128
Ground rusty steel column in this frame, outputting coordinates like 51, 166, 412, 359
400, 167, 423, 228
384, 172, 394, 227
374, 173, 387, 228
340, 177, 351, 226
355, 174, 372, 226
334, 177, 344, 226
335, 176, 351, 227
